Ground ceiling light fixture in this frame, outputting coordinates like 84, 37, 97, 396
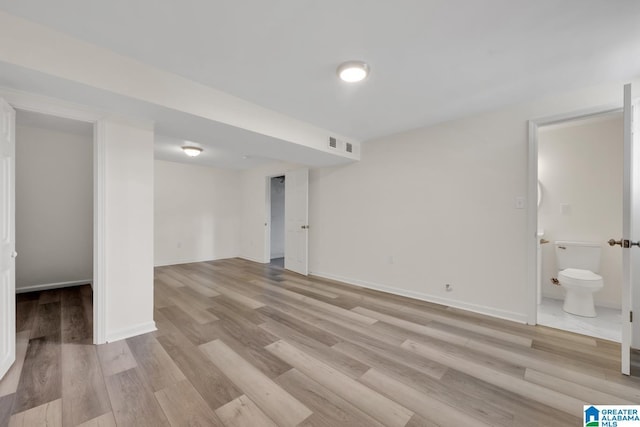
182, 145, 203, 157
337, 61, 370, 83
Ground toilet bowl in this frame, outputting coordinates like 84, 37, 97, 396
554, 241, 604, 318
557, 268, 603, 317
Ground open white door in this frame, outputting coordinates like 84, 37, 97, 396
0, 98, 16, 380
620, 83, 640, 375
284, 168, 309, 275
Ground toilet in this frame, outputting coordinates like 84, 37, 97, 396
554, 241, 604, 317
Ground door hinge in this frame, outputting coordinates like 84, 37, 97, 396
631, 311, 634, 323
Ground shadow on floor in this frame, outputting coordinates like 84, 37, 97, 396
270, 257, 284, 268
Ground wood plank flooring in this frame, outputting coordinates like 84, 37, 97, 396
1, 259, 640, 426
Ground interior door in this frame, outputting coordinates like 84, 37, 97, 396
620, 83, 640, 375
284, 168, 309, 275
0, 98, 16, 380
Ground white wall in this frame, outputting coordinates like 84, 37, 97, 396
103, 119, 155, 341
270, 177, 285, 259
154, 160, 241, 266
308, 82, 630, 323
240, 161, 300, 263
15, 123, 92, 290
538, 114, 623, 309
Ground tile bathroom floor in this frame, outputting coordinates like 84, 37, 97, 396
537, 297, 622, 342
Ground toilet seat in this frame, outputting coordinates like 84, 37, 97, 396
558, 268, 603, 289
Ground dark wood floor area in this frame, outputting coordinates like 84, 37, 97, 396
1, 259, 639, 426
0, 285, 93, 427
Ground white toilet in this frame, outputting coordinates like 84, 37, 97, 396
554, 241, 604, 317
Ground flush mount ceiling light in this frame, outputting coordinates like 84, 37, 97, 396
182, 145, 203, 157
337, 61, 370, 82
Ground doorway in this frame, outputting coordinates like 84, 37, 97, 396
14, 110, 95, 343
0, 91, 108, 384
0, 108, 96, 384
15, 110, 94, 300
264, 168, 309, 275
528, 107, 624, 342
269, 175, 285, 268
535, 111, 623, 341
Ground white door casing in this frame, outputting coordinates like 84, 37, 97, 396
621, 83, 640, 375
526, 88, 634, 374
284, 168, 309, 275
0, 98, 15, 380
0, 87, 108, 344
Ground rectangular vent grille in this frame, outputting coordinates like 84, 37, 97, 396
328, 136, 358, 156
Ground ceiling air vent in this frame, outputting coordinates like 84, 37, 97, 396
345, 142, 353, 153
329, 137, 337, 148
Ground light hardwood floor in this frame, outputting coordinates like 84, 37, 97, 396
1, 258, 639, 426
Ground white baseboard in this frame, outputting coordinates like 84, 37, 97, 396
594, 301, 622, 310
16, 280, 92, 294
0, 353, 14, 381
310, 271, 528, 324
154, 254, 239, 267
105, 321, 157, 343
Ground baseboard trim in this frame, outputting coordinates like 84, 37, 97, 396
154, 255, 239, 267
0, 353, 14, 381
592, 301, 622, 310
16, 280, 92, 294
106, 321, 157, 343
310, 271, 528, 324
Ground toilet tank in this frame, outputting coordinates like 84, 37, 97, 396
555, 241, 601, 272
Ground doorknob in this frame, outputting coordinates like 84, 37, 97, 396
608, 239, 640, 248
300, 225, 309, 230
609, 239, 623, 247
540, 238, 549, 244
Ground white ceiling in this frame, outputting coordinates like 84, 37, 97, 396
1, 1, 640, 164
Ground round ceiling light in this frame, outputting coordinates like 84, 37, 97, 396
337, 61, 370, 83
182, 145, 203, 157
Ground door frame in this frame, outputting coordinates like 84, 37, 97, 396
1, 87, 107, 344
0, 98, 15, 379
263, 169, 309, 274
265, 174, 286, 263
283, 168, 309, 276
526, 104, 622, 325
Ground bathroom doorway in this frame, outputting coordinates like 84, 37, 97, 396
268, 175, 285, 268
535, 111, 623, 341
